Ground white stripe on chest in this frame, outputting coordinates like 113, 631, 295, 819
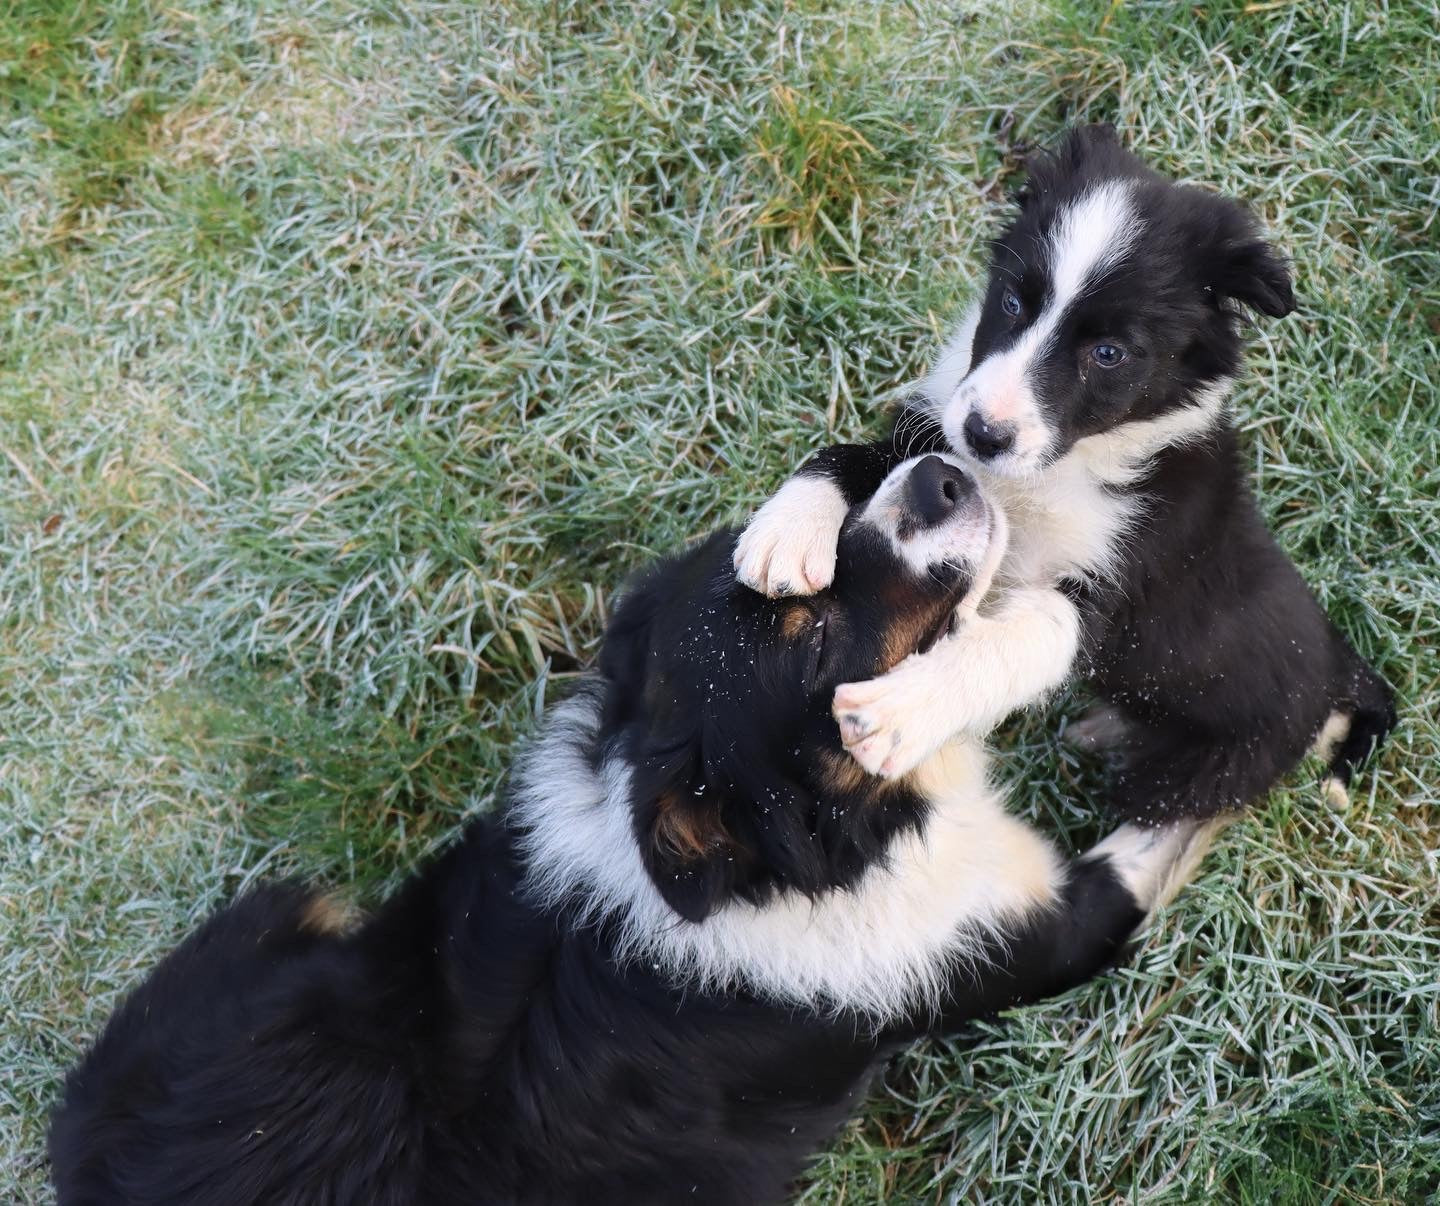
513, 692, 1063, 1022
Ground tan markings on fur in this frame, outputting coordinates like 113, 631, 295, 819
877, 603, 957, 676
781, 605, 817, 642
913, 742, 1065, 915
299, 892, 356, 936
880, 616, 927, 675
1152, 814, 1234, 913
654, 791, 729, 861
1322, 777, 1351, 811
817, 747, 909, 797
517, 691, 1069, 1020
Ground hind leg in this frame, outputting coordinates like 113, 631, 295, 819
1098, 718, 1287, 825
1316, 655, 1397, 810
1312, 710, 1355, 810
1084, 815, 1231, 917
1319, 641, 1393, 811
1061, 702, 1133, 753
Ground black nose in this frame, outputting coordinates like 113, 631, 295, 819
903, 455, 975, 529
963, 411, 1016, 460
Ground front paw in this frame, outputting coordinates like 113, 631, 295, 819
833, 666, 945, 779
733, 477, 847, 597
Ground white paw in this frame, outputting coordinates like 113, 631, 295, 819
1321, 776, 1351, 811
833, 662, 948, 779
733, 477, 847, 597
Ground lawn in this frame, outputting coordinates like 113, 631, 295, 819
2, 0, 1437, 1201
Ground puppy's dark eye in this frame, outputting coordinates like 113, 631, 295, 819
1001, 288, 1023, 318
805, 617, 828, 682
1091, 343, 1126, 367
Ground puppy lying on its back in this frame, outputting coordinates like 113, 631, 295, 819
737, 124, 1394, 822
52, 455, 1221, 1206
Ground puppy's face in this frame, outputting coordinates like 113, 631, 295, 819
780, 451, 996, 701
601, 455, 996, 920
939, 125, 1295, 478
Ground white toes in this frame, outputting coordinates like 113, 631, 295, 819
835, 709, 874, 748
834, 674, 942, 781
1322, 776, 1351, 811
1310, 710, 1352, 763
734, 477, 848, 598
801, 543, 837, 594
847, 731, 899, 777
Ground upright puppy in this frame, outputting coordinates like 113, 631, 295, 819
737, 124, 1394, 822
51, 455, 1220, 1206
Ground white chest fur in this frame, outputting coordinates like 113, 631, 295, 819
987, 458, 1140, 588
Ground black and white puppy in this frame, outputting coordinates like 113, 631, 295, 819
51, 455, 1219, 1206
736, 124, 1394, 823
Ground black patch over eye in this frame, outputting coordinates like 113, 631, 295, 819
1001, 288, 1023, 318
1091, 343, 1127, 367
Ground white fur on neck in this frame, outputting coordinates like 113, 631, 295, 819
988, 384, 1227, 586
1071, 383, 1228, 487
980, 458, 1141, 587
512, 690, 1064, 1022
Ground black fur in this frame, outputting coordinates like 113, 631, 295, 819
606, 514, 973, 924
784, 125, 1394, 823
51, 465, 1159, 1206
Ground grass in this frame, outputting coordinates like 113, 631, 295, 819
1, 0, 1437, 1200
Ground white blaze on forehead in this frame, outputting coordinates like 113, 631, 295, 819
1046, 180, 1142, 311
1008, 180, 1143, 372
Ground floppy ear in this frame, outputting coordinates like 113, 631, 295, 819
634, 732, 834, 922
1192, 192, 1296, 319
602, 547, 748, 924
1212, 232, 1296, 318
629, 723, 746, 923
599, 564, 674, 742
1063, 121, 1120, 159
600, 572, 660, 686
634, 777, 739, 924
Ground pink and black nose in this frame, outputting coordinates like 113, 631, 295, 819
901, 455, 976, 529
963, 412, 1016, 461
